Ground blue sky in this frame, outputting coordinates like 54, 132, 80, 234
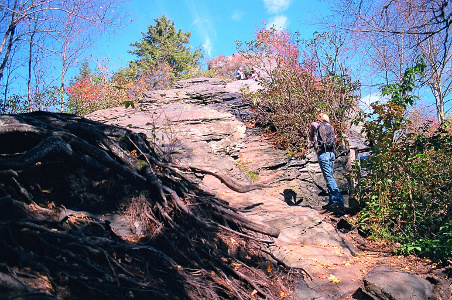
96, 0, 329, 71
82, 0, 447, 117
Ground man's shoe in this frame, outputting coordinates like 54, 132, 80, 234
329, 203, 345, 211
322, 202, 333, 209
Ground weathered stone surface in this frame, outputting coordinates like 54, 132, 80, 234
86, 78, 449, 299
361, 266, 434, 300
139, 77, 244, 107
87, 78, 359, 297
293, 280, 323, 300
175, 77, 228, 88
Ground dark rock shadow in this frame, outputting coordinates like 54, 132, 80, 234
318, 191, 329, 197
351, 288, 373, 299
282, 189, 303, 206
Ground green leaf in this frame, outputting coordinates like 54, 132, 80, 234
124, 101, 135, 109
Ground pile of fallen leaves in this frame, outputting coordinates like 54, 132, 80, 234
0, 112, 306, 299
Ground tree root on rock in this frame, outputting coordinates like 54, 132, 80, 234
0, 112, 304, 299
184, 164, 267, 192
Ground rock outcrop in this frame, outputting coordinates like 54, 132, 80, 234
87, 77, 450, 299
360, 267, 434, 300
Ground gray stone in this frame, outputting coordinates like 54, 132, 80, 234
86, 78, 452, 300
293, 279, 324, 300
361, 266, 434, 300
139, 77, 245, 107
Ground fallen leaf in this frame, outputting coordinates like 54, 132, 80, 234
175, 265, 183, 271
328, 274, 340, 283
267, 264, 273, 273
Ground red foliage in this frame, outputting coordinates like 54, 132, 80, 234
256, 28, 300, 66
207, 53, 256, 79
245, 25, 358, 157
66, 77, 103, 102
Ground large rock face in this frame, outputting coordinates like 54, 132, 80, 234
361, 267, 434, 300
89, 77, 351, 208
87, 77, 448, 299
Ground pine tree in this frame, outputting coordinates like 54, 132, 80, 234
127, 15, 202, 80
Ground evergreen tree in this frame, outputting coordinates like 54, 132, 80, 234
127, 15, 202, 80
72, 60, 93, 83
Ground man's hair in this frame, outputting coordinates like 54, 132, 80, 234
318, 113, 330, 123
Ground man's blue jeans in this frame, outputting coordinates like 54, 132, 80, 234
317, 151, 343, 205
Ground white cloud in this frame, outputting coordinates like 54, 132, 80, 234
360, 93, 389, 114
186, 0, 216, 58
263, 0, 292, 14
232, 10, 245, 21
203, 37, 212, 57
191, 18, 214, 57
198, 22, 215, 57
266, 15, 288, 29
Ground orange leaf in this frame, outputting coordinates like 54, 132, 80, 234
328, 274, 340, 283
267, 264, 273, 273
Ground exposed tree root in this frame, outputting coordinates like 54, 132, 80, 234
0, 112, 305, 299
185, 164, 267, 192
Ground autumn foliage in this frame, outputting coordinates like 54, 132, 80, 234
67, 15, 201, 116
67, 71, 125, 116
351, 60, 452, 262
66, 60, 175, 115
206, 53, 257, 79
240, 25, 359, 157
66, 77, 106, 115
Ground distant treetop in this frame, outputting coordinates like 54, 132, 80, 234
126, 15, 203, 80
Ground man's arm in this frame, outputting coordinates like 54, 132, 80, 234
309, 122, 318, 146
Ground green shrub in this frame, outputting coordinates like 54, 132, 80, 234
352, 58, 452, 262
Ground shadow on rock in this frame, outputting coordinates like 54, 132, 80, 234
282, 189, 303, 206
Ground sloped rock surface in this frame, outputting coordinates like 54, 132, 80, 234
87, 77, 449, 299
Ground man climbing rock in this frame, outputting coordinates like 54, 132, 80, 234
310, 112, 344, 211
